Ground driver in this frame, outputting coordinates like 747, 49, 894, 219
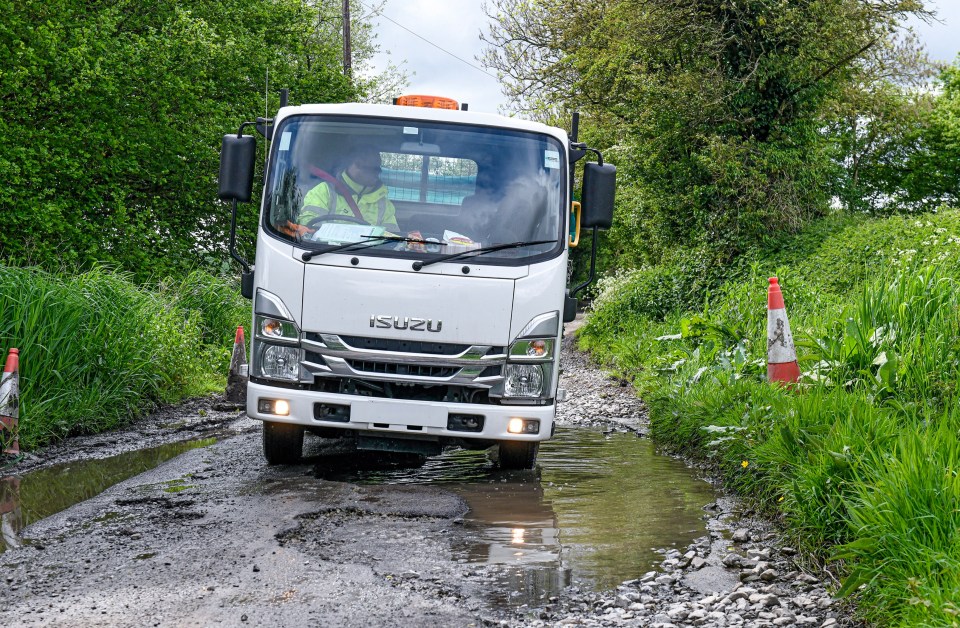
299, 143, 400, 233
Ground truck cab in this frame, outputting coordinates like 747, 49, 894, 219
219, 96, 614, 469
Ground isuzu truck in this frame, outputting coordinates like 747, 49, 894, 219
218, 94, 615, 469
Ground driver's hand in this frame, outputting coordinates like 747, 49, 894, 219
405, 231, 426, 252
283, 221, 315, 238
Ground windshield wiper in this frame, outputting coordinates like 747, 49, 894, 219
302, 235, 442, 261
412, 239, 556, 270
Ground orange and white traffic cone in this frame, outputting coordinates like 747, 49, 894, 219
767, 278, 800, 385
225, 327, 248, 403
0, 348, 20, 455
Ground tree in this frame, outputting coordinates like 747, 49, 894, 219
826, 30, 939, 211
482, 0, 934, 270
0, 0, 369, 280
897, 57, 960, 208
310, 0, 410, 103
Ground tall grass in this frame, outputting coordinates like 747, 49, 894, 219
0, 266, 248, 450
579, 208, 960, 626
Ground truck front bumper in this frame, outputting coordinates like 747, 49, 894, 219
247, 381, 555, 443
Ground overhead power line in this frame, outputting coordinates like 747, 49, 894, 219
358, 1, 499, 81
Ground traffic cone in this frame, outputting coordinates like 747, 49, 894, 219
766, 278, 801, 385
225, 327, 248, 403
0, 348, 20, 455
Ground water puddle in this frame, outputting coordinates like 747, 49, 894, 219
321, 427, 717, 607
0, 438, 216, 553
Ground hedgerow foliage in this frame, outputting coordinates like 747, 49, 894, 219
0, 0, 356, 281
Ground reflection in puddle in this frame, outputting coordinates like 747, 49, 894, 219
321, 427, 716, 608
0, 438, 216, 553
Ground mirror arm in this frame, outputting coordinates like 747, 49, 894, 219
237, 121, 258, 138
570, 143, 604, 166
228, 199, 251, 274
570, 227, 599, 298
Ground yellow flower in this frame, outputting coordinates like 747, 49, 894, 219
741, 460, 749, 468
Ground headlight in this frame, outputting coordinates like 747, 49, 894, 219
257, 343, 300, 381
504, 364, 544, 397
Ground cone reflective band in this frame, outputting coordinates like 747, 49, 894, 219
766, 278, 800, 384
0, 348, 20, 455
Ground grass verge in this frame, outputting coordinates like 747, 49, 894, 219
579, 209, 960, 626
0, 266, 248, 450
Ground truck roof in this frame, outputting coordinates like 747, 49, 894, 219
275, 102, 569, 145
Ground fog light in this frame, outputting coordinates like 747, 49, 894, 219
257, 398, 290, 416
448, 413, 484, 433
507, 418, 540, 434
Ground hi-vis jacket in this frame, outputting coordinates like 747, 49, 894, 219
299, 172, 399, 232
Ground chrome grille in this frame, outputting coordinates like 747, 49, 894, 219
300, 333, 506, 388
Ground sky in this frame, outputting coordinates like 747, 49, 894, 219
366, 1, 960, 116
364, 0, 507, 114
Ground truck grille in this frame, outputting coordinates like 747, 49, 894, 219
337, 335, 475, 355
345, 360, 458, 379
300, 332, 506, 388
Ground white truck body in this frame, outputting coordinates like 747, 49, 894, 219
219, 100, 614, 468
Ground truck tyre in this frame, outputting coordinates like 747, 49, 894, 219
262, 421, 304, 465
497, 441, 539, 470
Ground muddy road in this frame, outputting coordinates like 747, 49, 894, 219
0, 338, 851, 628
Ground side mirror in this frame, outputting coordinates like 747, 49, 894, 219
218, 135, 257, 202
580, 162, 616, 229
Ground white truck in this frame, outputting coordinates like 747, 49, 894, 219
218, 94, 615, 469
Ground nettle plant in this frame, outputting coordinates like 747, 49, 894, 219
654, 310, 766, 388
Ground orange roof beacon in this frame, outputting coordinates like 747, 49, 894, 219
394, 95, 460, 110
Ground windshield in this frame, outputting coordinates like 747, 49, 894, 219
265, 115, 565, 264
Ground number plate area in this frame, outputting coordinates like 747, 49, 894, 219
349, 399, 449, 428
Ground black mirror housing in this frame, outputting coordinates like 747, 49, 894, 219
218, 135, 257, 202
563, 293, 578, 323
581, 162, 616, 229
240, 270, 254, 300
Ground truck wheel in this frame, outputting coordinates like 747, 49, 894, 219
262, 421, 304, 465
497, 441, 539, 470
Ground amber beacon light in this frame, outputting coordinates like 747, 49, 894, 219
395, 95, 460, 110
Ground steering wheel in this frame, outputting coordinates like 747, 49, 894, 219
304, 211, 370, 230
